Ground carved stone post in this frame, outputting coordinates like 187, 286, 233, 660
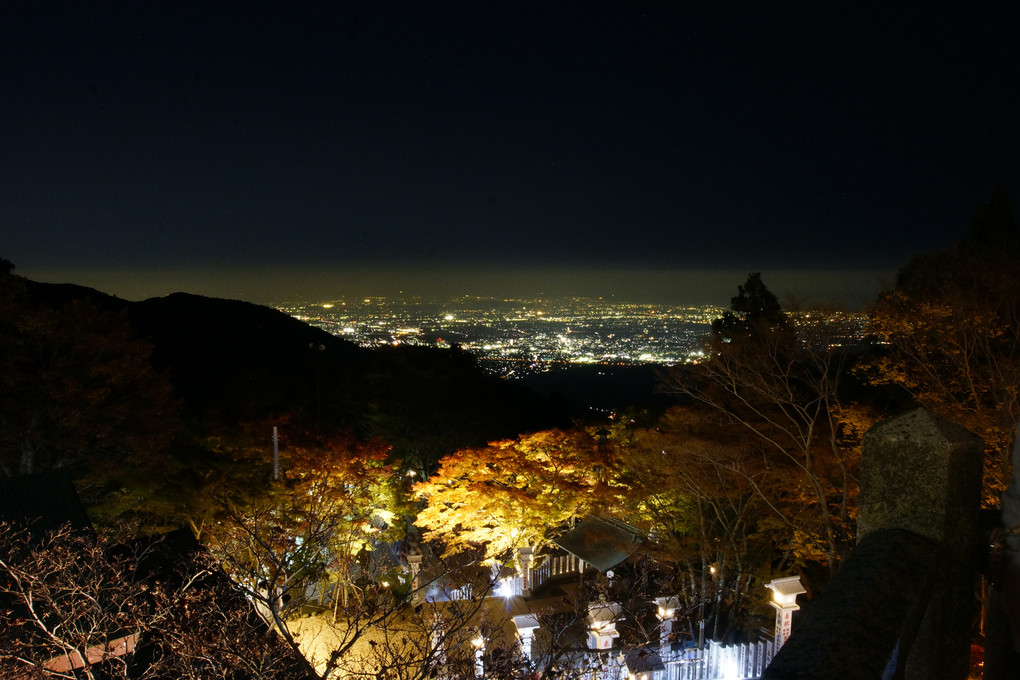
408, 552, 423, 605
764, 409, 983, 680
518, 546, 534, 597
430, 612, 447, 680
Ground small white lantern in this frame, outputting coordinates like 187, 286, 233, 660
587, 602, 623, 650
654, 596, 681, 657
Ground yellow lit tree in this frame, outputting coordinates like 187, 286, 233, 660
413, 429, 623, 563
202, 429, 402, 658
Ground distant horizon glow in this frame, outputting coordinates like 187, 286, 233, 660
21, 264, 895, 310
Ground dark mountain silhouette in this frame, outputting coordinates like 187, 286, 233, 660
128, 292, 366, 426
14, 277, 566, 465
22, 278, 127, 310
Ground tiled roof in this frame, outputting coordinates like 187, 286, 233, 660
552, 516, 645, 572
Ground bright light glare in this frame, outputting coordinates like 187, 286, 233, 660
495, 578, 514, 599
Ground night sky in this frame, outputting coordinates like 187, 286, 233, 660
4, 2, 1019, 307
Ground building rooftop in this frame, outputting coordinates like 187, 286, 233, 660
552, 517, 645, 572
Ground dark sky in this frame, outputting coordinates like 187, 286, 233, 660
4, 2, 1019, 307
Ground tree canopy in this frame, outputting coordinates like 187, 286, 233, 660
666, 273, 861, 574
711, 272, 791, 347
413, 429, 624, 563
866, 185, 1020, 501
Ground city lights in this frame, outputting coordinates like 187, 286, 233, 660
278, 296, 868, 376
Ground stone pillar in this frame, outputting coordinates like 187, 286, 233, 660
513, 614, 540, 661
408, 552, 423, 605
858, 408, 983, 680
587, 601, 622, 650
518, 546, 534, 597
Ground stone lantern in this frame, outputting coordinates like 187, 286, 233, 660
587, 601, 623, 650
654, 596, 680, 657
767, 575, 806, 649
513, 613, 540, 661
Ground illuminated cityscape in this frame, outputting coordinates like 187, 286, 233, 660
278, 296, 869, 376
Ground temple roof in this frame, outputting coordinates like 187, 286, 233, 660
552, 516, 645, 572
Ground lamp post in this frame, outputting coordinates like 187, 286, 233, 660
766, 576, 806, 649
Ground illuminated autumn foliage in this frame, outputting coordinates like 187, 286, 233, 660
412, 429, 624, 562
200, 430, 403, 651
